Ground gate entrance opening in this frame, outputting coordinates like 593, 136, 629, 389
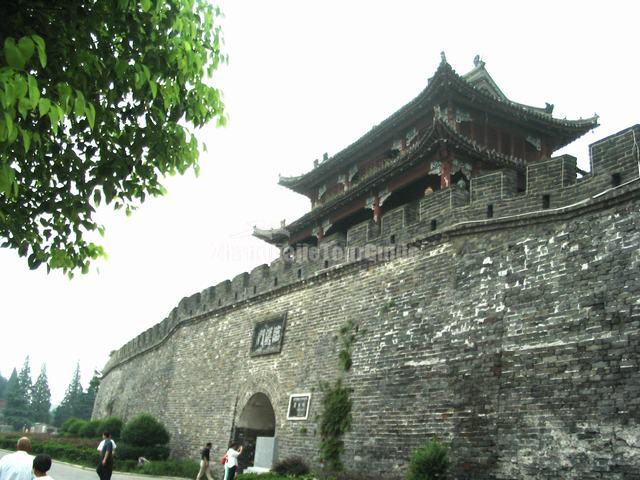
233, 392, 275, 471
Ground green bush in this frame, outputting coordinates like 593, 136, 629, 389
406, 439, 450, 480
139, 459, 200, 477
271, 455, 310, 475
239, 474, 316, 480
37, 441, 99, 465
79, 419, 102, 438
121, 413, 170, 447
117, 443, 170, 461
60, 417, 88, 436
0, 433, 195, 478
98, 417, 123, 440
314, 469, 370, 480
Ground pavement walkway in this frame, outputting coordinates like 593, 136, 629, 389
0, 449, 189, 480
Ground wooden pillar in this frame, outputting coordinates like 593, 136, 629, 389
483, 113, 489, 147
441, 160, 451, 189
373, 195, 381, 223
439, 145, 452, 189
447, 99, 455, 124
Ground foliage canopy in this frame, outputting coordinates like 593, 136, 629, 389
0, 0, 226, 273
121, 413, 170, 447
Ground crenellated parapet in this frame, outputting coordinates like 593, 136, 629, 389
104, 125, 640, 374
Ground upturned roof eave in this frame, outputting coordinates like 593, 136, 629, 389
279, 61, 598, 193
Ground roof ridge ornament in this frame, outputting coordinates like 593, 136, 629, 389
440, 51, 447, 64
473, 55, 485, 68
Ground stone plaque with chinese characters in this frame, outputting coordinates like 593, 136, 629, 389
250, 314, 286, 356
287, 393, 311, 420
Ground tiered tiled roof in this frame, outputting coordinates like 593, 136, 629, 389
257, 57, 599, 246
278, 58, 598, 194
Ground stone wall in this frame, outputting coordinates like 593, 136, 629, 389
94, 125, 640, 479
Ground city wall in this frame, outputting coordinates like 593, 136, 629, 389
94, 125, 640, 479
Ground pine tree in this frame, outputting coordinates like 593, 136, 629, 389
78, 371, 100, 420
0, 372, 7, 400
53, 363, 84, 426
17, 356, 33, 404
3, 360, 31, 430
31, 365, 51, 424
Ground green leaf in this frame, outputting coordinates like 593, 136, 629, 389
141, 0, 151, 12
48, 107, 59, 135
28, 75, 40, 109
18, 97, 30, 119
21, 128, 31, 153
28, 253, 43, 270
0, 162, 16, 196
4, 38, 25, 69
3, 112, 14, 140
32, 35, 47, 68
17, 37, 35, 64
149, 79, 157, 99
115, 59, 128, 79
86, 102, 95, 129
14, 76, 27, 99
7, 121, 18, 143
74, 91, 86, 117
3, 80, 16, 108
38, 98, 51, 117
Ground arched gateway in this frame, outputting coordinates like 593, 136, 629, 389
233, 392, 276, 471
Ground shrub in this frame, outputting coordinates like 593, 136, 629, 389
79, 419, 102, 438
406, 439, 450, 480
61, 417, 88, 436
139, 459, 200, 477
239, 474, 315, 480
117, 443, 170, 461
272, 455, 310, 475
98, 417, 123, 440
38, 441, 99, 465
121, 413, 169, 447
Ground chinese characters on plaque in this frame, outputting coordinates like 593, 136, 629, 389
250, 314, 286, 356
287, 393, 311, 420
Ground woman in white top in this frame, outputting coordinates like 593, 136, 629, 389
223, 443, 243, 480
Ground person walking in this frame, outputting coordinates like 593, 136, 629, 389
32, 454, 55, 479
195, 442, 213, 480
96, 432, 114, 480
223, 443, 242, 480
0, 436, 33, 480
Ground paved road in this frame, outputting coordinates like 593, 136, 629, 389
0, 450, 187, 480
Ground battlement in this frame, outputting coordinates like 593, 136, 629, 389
104, 125, 640, 372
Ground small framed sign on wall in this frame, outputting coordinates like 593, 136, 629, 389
287, 393, 311, 420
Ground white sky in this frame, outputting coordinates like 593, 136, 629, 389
0, 0, 638, 406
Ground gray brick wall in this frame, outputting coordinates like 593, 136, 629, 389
95, 125, 640, 479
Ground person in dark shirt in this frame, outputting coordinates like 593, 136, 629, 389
96, 432, 114, 480
195, 442, 213, 480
